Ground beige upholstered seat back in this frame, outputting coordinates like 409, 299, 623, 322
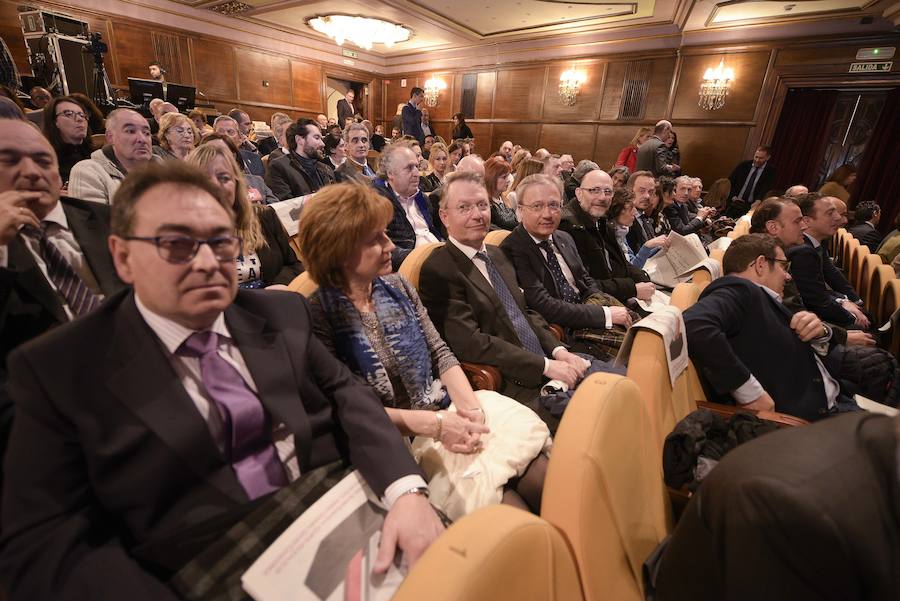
484, 229, 512, 246
394, 505, 585, 601
398, 242, 444, 289
287, 271, 319, 297
541, 374, 671, 601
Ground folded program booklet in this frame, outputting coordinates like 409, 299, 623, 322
241, 471, 406, 601
644, 232, 717, 288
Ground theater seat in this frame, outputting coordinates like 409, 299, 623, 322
881, 279, 900, 357
397, 242, 444, 288
541, 373, 671, 601
870, 264, 895, 319
848, 243, 870, 291
859, 253, 882, 307
393, 505, 585, 601
287, 271, 318, 297
670, 282, 702, 311
484, 229, 512, 246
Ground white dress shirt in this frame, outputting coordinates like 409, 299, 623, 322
447, 236, 565, 372
0, 201, 104, 320
396, 191, 440, 246
732, 284, 839, 410
134, 295, 425, 506
527, 232, 612, 329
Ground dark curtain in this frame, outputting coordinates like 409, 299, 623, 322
770, 88, 838, 191
853, 87, 900, 234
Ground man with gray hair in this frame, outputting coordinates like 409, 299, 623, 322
213, 115, 265, 177
374, 143, 443, 269
335, 122, 375, 183
664, 174, 715, 236
635, 119, 671, 177
69, 109, 159, 205
257, 112, 290, 157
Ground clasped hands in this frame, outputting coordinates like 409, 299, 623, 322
435, 407, 489, 454
545, 348, 590, 389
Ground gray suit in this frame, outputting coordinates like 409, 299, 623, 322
635, 135, 668, 177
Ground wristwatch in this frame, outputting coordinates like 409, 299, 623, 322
398, 486, 430, 499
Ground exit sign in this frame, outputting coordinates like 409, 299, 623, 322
849, 61, 893, 73
342, 48, 358, 59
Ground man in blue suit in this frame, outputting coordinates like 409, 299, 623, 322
401, 87, 425, 146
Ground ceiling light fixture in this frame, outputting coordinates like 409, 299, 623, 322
423, 75, 447, 107
559, 67, 586, 106
307, 15, 410, 51
698, 58, 735, 111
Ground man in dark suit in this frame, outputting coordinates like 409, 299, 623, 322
635, 120, 671, 177
684, 234, 851, 421
664, 175, 715, 236
401, 87, 426, 146
0, 162, 443, 600
655, 412, 899, 601
501, 174, 633, 361
726, 145, 776, 218
265, 119, 335, 201
335, 122, 376, 184
559, 168, 655, 303
227, 109, 259, 154
419, 171, 601, 431
788, 193, 871, 330
0, 119, 125, 464
373, 143, 443, 269
336, 89, 356, 127
848, 200, 883, 253
625, 170, 663, 252
213, 116, 264, 177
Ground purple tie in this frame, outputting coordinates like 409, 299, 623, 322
179, 331, 287, 499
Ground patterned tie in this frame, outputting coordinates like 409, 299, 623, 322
178, 331, 288, 500
737, 166, 759, 202
22, 224, 102, 318
538, 240, 581, 304
475, 251, 545, 357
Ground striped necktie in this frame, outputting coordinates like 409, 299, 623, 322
22, 224, 102, 318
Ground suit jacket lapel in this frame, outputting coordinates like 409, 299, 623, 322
224, 301, 311, 464
7, 235, 67, 323
62, 200, 121, 296
106, 294, 247, 504
512, 226, 560, 297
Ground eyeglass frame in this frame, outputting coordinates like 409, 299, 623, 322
577, 186, 615, 196
518, 201, 563, 213
123, 235, 243, 264
764, 256, 791, 272
450, 201, 491, 216
55, 109, 88, 122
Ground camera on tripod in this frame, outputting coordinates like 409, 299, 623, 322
86, 32, 108, 60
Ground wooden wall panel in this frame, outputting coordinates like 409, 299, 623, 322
369, 77, 383, 122
151, 32, 192, 86
493, 67, 543, 121
192, 38, 237, 100
672, 51, 770, 121
543, 63, 603, 122
291, 61, 323, 111
594, 125, 644, 170
491, 123, 540, 155
645, 57, 677, 120
540, 124, 596, 159
426, 73, 454, 121
0, 2, 31, 74
235, 48, 291, 106
675, 125, 751, 188
431, 123, 453, 142
599, 61, 628, 121
383, 78, 412, 120
467, 123, 493, 149
474, 71, 496, 119
110, 22, 155, 83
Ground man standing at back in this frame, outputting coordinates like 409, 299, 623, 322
337, 89, 355, 126
401, 88, 425, 146
69, 109, 158, 205
635, 120, 671, 177
727, 145, 775, 218
0, 162, 443, 600
265, 118, 335, 201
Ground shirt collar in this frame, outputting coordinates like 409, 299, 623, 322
134, 293, 230, 354
752, 281, 783, 303
42, 200, 68, 230
526, 231, 551, 246
804, 232, 821, 248
448, 235, 485, 260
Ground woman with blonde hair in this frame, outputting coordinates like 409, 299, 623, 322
420, 142, 450, 193
510, 148, 532, 173
615, 126, 652, 173
299, 183, 551, 517
154, 112, 199, 161
186, 143, 301, 288
703, 177, 731, 210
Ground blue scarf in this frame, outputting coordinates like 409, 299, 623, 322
317, 277, 446, 410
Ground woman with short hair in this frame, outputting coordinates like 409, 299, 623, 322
615, 126, 652, 174
484, 156, 517, 230
154, 112, 199, 161
451, 112, 473, 140
299, 183, 551, 517
819, 164, 857, 202
420, 142, 450, 193
187, 144, 301, 288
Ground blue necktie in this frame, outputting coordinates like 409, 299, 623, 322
475, 251, 545, 356
539, 240, 580, 304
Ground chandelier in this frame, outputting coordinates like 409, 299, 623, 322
558, 68, 586, 106
423, 75, 447, 107
698, 58, 735, 111
307, 15, 410, 50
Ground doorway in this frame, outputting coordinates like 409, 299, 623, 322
325, 77, 366, 123
814, 89, 888, 189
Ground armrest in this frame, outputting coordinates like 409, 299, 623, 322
696, 400, 809, 428
549, 324, 564, 341
460, 362, 502, 391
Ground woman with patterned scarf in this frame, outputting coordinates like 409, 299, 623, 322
299, 183, 551, 518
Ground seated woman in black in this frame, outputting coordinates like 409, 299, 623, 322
187, 144, 302, 289
42, 95, 93, 184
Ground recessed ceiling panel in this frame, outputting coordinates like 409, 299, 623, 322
709, 0, 868, 25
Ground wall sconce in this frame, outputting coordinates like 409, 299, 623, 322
423, 75, 447, 107
698, 58, 735, 111
559, 67, 586, 106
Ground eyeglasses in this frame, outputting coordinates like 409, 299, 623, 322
124, 235, 242, 264
520, 202, 562, 213
765, 257, 791, 271
580, 186, 614, 196
451, 202, 490, 215
56, 110, 87, 121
